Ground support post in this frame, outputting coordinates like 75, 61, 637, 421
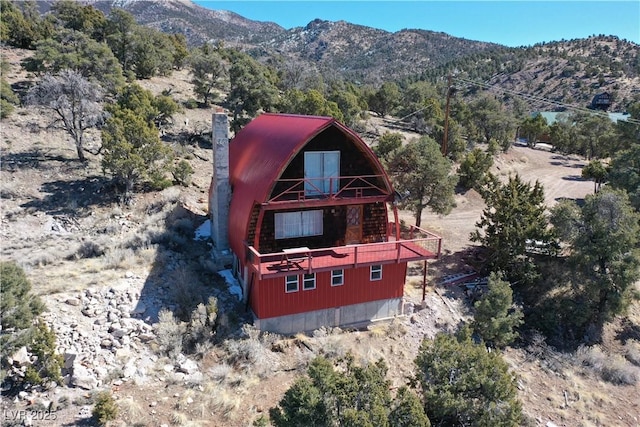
442, 74, 453, 156
422, 260, 428, 302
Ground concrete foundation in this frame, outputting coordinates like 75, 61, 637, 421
254, 298, 404, 335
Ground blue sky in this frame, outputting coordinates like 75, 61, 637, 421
193, 1, 639, 47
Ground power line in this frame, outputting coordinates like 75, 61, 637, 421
453, 76, 640, 125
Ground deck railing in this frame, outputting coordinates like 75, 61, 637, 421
244, 224, 442, 278
267, 174, 390, 203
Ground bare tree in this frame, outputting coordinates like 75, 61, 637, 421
25, 69, 106, 162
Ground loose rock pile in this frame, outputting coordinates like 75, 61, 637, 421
42, 275, 160, 390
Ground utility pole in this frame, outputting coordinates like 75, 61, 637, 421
442, 74, 453, 156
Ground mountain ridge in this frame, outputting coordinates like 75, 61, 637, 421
37, 0, 639, 110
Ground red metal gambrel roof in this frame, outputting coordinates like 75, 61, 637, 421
228, 113, 392, 258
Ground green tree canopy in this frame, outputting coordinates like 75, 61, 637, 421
608, 144, 640, 211
104, 8, 137, 73
280, 88, 343, 121
581, 159, 609, 193
574, 113, 617, 159
1, 60, 19, 118
368, 81, 401, 117
388, 136, 458, 226
467, 95, 517, 151
472, 272, 524, 348
0, 0, 54, 49
130, 26, 175, 79
27, 29, 125, 93
550, 189, 640, 325
373, 132, 403, 164
189, 43, 227, 105
101, 87, 174, 198
51, 0, 107, 41
0, 262, 44, 333
270, 355, 430, 427
111, 83, 179, 128
227, 51, 279, 131
519, 113, 548, 147
457, 148, 494, 191
415, 328, 522, 427
471, 174, 556, 281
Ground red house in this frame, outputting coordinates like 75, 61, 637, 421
212, 112, 441, 334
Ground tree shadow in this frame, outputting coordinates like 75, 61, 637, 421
20, 176, 117, 216
131, 205, 250, 339
615, 318, 640, 345
161, 129, 212, 150
0, 149, 83, 172
562, 174, 587, 181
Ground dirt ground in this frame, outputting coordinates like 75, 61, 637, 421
1, 46, 639, 427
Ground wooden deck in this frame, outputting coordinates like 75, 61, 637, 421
246, 238, 440, 279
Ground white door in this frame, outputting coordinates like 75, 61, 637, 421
304, 151, 340, 196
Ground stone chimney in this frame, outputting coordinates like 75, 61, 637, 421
210, 109, 230, 252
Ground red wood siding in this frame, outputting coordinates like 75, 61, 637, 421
249, 262, 407, 319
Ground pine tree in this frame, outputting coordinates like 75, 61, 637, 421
472, 272, 524, 347
415, 328, 522, 427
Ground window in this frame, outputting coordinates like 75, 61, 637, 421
303, 273, 316, 290
370, 265, 382, 281
275, 210, 323, 239
285, 275, 299, 293
304, 151, 340, 195
331, 269, 344, 286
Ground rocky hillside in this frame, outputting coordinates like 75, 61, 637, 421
33, 0, 640, 110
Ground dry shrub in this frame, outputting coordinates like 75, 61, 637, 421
209, 363, 233, 383
154, 309, 187, 358
208, 389, 241, 420
577, 345, 639, 385
161, 186, 182, 204
170, 411, 188, 426
72, 240, 106, 259
170, 267, 206, 321
624, 340, 640, 367
118, 396, 145, 422
103, 247, 136, 270
601, 357, 638, 385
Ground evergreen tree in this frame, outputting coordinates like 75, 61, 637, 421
388, 387, 431, 427
608, 144, 640, 211
581, 159, 609, 193
1, 60, 19, 118
270, 355, 428, 427
472, 272, 524, 348
280, 88, 343, 121
471, 174, 556, 281
227, 51, 279, 131
519, 113, 548, 147
415, 328, 522, 427
27, 29, 125, 93
388, 136, 458, 226
101, 87, 174, 198
550, 189, 640, 326
189, 43, 227, 105
457, 148, 494, 191
373, 132, 403, 164
369, 81, 401, 117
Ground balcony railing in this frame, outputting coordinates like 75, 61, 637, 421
267, 174, 390, 204
244, 224, 442, 279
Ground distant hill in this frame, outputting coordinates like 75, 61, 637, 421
38, 0, 639, 111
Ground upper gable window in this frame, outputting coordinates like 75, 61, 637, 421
304, 151, 340, 196
275, 210, 323, 239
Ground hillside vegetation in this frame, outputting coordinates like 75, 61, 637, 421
1, 1, 640, 426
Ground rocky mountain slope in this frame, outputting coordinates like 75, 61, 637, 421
34, 0, 639, 111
